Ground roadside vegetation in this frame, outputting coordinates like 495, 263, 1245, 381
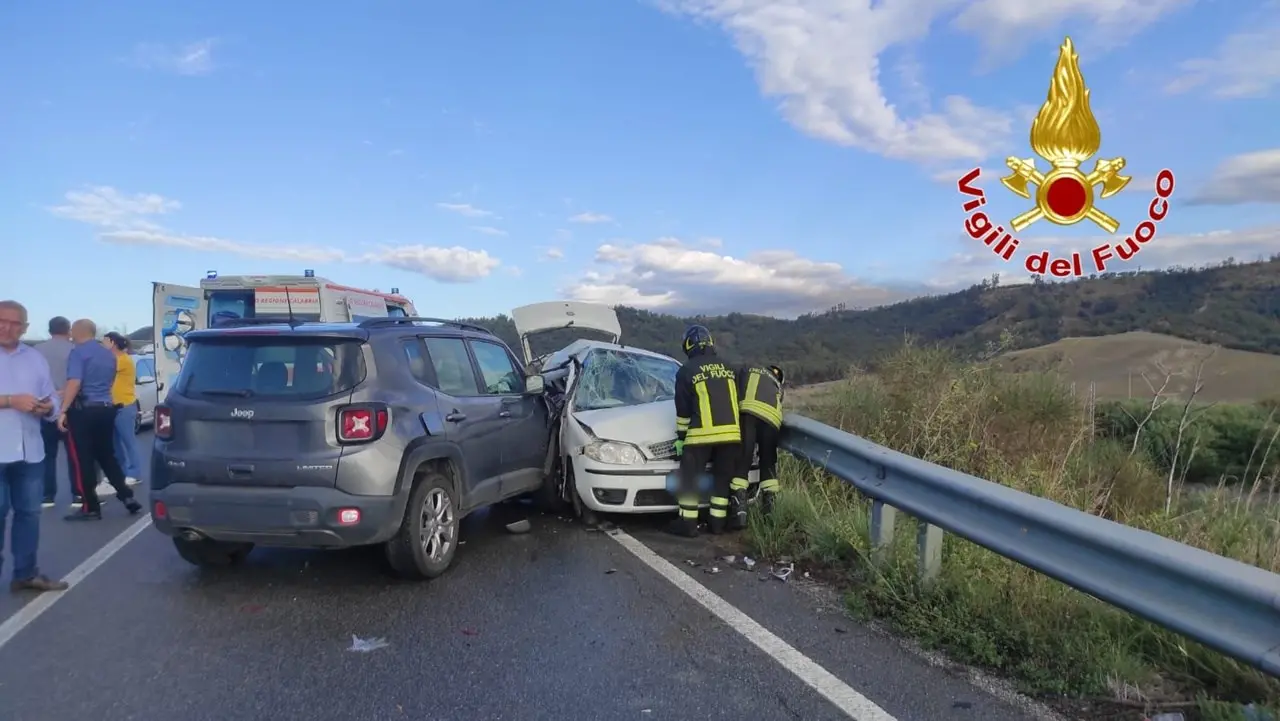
751, 340, 1280, 721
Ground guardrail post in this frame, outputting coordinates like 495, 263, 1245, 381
917, 522, 943, 587
870, 501, 896, 566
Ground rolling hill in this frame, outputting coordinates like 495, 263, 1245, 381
462, 257, 1280, 385
997, 332, 1280, 404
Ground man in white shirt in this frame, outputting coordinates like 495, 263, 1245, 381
0, 300, 70, 593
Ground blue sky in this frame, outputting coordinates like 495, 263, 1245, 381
3, 0, 1279, 334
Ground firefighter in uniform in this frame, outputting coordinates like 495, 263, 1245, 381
731, 363, 785, 525
670, 325, 741, 538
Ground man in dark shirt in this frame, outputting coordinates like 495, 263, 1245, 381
34, 316, 74, 507
57, 320, 142, 521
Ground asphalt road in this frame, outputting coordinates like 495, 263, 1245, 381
0, 432, 1046, 721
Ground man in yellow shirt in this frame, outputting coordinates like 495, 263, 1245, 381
103, 333, 142, 486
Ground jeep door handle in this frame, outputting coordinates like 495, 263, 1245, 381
444, 412, 467, 423
227, 464, 254, 478
498, 410, 512, 418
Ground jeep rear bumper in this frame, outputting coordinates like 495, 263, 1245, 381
151, 483, 403, 549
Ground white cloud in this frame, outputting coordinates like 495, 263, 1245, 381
128, 39, 218, 76
1188, 149, 1280, 206
470, 225, 508, 236
564, 227, 1280, 317
1165, 12, 1280, 98
436, 202, 497, 218
569, 211, 613, 224
655, 0, 1190, 164
51, 186, 500, 283
953, 0, 1193, 63
565, 236, 913, 316
539, 246, 565, 261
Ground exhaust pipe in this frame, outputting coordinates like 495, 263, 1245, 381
178, 529, 203, 542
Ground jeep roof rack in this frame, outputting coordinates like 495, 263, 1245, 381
358, 316, 492, 334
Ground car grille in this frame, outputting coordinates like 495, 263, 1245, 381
648, 440, 677, 460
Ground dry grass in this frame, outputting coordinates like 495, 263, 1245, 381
755, 342, 1280, 720
997, 332, 1280, 404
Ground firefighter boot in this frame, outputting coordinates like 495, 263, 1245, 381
707, 515, 726, 534
761, 489, 777, 517
665, 516, 698, 538
729, 490, 748, 530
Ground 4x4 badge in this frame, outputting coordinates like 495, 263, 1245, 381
230, 408, 255, 420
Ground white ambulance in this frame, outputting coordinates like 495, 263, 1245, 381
151, 271, 417, 399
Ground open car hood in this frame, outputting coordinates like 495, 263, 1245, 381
572, 400, 676, 446
511, 301, 622, 364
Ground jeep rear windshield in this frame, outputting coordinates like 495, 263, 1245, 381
176, 337, 366, 400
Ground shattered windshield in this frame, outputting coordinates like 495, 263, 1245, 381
574, 348, 679, 412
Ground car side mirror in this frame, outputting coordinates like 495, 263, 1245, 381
524, 374, 545, 395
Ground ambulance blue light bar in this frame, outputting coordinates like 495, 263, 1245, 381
304, 269, 315, 278
206, 270, 218, 279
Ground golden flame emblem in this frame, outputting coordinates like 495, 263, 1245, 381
1000, 37, 1131, 233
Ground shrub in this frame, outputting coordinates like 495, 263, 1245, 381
759, 342, 1280, 716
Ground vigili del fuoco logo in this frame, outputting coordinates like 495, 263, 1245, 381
956, 37, 1175, 278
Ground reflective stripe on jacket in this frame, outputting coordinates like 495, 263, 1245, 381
675, 354, 741, 445
737, 365, 783, 429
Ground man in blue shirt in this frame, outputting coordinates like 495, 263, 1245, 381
0, 300, 71, 592
57, 319, 143, 521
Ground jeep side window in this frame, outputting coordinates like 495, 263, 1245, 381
422, 337, 481, 396
469, 340, 525, 395
401, 339, 432, 385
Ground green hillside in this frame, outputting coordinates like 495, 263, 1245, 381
462, 257, 1280, 384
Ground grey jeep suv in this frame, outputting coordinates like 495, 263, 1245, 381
149, 317, 551, 580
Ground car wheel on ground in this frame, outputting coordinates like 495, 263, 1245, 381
384, 469, 460, 580
173, 537, 254, 568
565, 465, 599, 526
534, 450, 568, 514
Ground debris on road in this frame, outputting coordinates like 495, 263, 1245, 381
742, 556, 756, 570
771, 562, 794, 582
720, 555, 736, 564
347, 635, 390, 653
605, 568, 617, 575
704, 566, 721, 575
505, 519, 532, 534
834, 626, 847, 634
685, 559, 700, 567
461, 628, 479, 637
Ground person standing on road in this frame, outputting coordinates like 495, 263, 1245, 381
58, 320, 143, 521
733, 363, 785, 525
0, 300, 71, 593
103, 332, 142, 486
669, 325, 741, 538
33, 316, 75, 508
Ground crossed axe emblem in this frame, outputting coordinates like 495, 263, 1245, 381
1000, 157, 1131, 234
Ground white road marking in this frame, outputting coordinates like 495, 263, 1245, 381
0, 516, 153, 650
608, 529, 899, 721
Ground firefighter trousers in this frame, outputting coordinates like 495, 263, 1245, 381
737, 413, 780, 516
676, 441, 739, 533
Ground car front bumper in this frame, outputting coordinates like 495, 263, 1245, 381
574, 459, 760, 514
151, 483, 403, 549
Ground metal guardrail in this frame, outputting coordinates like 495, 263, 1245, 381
778, 412, 1280, 678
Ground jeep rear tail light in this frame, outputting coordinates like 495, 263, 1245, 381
155, 406, 173, 440
337, 404, 389, 444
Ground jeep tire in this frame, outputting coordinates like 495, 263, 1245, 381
173, 538, 254, 567
385, 469, 460, 580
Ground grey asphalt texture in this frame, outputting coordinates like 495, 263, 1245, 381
0, 432, 1043, 721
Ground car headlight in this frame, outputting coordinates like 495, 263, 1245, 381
583, 440, 645, 466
